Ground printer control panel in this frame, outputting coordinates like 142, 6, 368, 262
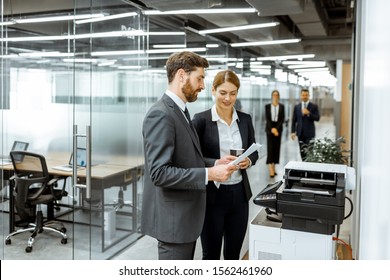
258, 193, 276, 201
253, 181, 282, 209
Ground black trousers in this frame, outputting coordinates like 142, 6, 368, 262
201, 182, 248, 260
266, 130, 282, 164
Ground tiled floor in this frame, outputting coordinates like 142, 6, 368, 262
1, 115, 351, 260
113, 115, 352, 260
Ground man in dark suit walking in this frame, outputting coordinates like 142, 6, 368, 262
141, 51, 238, 260
291, 88, 320, 161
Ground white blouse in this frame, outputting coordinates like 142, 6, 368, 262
211, 104, 242, 185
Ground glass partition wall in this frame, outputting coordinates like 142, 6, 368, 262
0, 0, 148, 260
0, 0, 301, 260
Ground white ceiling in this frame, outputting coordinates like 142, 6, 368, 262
2, 0, 354, 75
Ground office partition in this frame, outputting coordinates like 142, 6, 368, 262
353, 0, 390, 259
0, 0, 303, 260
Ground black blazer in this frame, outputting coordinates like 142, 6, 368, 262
265, 103, 285, 134
192, 109, 258, 201
291, 102, 320, 139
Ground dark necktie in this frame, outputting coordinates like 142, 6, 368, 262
184, 107, 193, 126
183, 107, 199, 143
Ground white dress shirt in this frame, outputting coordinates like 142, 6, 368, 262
301, 101, 310, 117
165, 90, 187, 119
212, 104, 243, 185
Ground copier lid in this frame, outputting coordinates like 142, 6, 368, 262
284, 161, 355, 190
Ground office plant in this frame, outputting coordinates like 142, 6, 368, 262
303, 136, 350, 164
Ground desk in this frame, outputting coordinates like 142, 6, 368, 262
3, 153, 144, 253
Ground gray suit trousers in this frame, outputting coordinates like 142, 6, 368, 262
158, 240, 196, 260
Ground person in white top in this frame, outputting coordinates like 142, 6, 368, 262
192, 70, 259, 260
265, 90, 285, 177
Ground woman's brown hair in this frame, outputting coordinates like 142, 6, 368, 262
212, 70, 240, 90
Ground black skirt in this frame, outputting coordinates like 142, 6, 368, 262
266, 121, 282, 164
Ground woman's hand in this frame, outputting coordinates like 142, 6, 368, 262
238, 157, 251, 169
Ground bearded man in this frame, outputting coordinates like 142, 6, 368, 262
141, 51, 238, 260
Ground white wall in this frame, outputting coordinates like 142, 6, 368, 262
355, 0, 390, 259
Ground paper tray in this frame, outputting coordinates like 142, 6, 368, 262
283, 184, 335, 196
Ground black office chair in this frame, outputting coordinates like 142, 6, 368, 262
5, 151, 68, 253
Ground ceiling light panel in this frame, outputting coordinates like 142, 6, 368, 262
257, 54, 315, 61
1, 30, 184, 43
146, 48, 206, 54
282, 60, 325, 65
7, 14, 104, 24
231, 39, 301, 47
152, 44, 186, 48
288, 63, 326, 69
75, 12, 138, 24
144, 8, 256, 15
294, 67, 329, 72
199, 22, 279, 35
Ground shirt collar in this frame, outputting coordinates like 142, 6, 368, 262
211, 104, 239, 123
165, 90, 186, 111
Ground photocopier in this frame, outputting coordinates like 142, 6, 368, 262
249, 161, 356, 260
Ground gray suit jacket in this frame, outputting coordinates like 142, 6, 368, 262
141, 94, 210, 243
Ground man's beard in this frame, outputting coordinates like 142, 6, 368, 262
182, 78, 199, 103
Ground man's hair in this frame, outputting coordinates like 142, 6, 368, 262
301, 88, 310, 94
165, 51, 209, 83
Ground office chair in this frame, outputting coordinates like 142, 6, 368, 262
5, 151, 68, 253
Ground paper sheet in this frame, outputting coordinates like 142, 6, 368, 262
229, 143, 262, 166
214, 143, 262, 189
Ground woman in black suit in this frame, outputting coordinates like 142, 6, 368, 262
265, 90, 285, 177
192, 70, 258, 260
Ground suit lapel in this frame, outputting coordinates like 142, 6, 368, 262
277, 104, 282, 121
237, 116, 247, 149
298, 103, 304, 118
266, 104, 270, 120
179, 109, 203, 156
162, 95, 203, 156
209, 118, 220, 157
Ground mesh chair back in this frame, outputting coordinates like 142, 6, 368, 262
9, 151, 51, 222
10, 151, 50, 181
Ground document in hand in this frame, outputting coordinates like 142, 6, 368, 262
229, 143, 262, 165
214, 143, 262, 189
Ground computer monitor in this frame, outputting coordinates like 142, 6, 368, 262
11, 141, 29, 152
9, 141, 29, 162
69, 148, 87, 167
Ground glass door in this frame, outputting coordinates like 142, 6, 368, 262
1, 0, 145, 260
0, 0, 76, 260
71, 0, 145, 259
